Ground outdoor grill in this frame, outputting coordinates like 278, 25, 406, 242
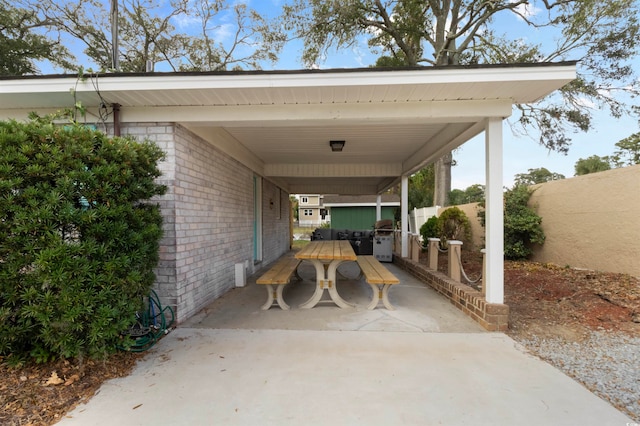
373, 220, 394, 262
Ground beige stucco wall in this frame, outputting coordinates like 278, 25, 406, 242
529, 164, 640, 277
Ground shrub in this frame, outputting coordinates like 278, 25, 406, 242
436, 207, 471, 244
419, 215, 439, 247
503, 185, 545, 260
0, 116, 166, 362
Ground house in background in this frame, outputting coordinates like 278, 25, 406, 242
323, 194, 399, 230
297, 194, 327, 227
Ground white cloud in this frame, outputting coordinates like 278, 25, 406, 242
172, 14, 201, 30
211, 22, 236, 43
511, 1, 542, 20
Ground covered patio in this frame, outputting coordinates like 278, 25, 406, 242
0, 62, 576, 325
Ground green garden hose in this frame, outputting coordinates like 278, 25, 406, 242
119, 289, 175, 352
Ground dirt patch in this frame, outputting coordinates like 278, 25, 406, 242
504, 261, 640, 340
2, 254, 639, 425
425, 248, 640, 340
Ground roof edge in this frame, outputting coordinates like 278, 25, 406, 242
0, 61, 579, 81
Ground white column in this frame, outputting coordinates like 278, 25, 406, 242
376, 195, 382, 221
401, 175, 409, 258
484, 118, 504, 304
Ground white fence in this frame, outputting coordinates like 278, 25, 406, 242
408, 206, 441, 234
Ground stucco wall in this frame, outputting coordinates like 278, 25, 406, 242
529, 165, 640, 277
121, 123, 291, 322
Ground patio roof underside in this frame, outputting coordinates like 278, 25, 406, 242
0, 63, 576, 195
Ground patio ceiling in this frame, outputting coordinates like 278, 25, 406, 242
0, 63, 576, 195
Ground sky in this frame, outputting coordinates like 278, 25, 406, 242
38, 0, 640, 189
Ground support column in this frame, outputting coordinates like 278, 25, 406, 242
411, 235, 420, 262
428, 238, 440, 270
447, 240, 463, 283
401, 175, 409, 258
376, 195, 382, 221
485, 118, 504, 304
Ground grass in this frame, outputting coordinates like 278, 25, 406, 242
292, 225, 314, 250
292, 239, 310, 250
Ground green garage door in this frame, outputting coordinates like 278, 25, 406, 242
330, 207, 397, 230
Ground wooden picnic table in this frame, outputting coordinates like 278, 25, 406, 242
295, 240, 357, 308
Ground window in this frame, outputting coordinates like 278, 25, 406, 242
303, 209, 313, 216
301, 196, 308, 204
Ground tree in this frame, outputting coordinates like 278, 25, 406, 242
514, 167, 565, 186
612, 132, 640, 167
503, 184, 545, 260
278, 0, 640, 204
15, 0, 285, 72
408, 165, 434, 209
574, 155, 612, 175
449, 184, 485, 205
290, 195, 299, 221
0, 1, 74, 75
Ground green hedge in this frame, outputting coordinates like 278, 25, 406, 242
503, 185, 545, 260
0, 116, 166, 363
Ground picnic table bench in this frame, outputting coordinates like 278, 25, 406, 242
256, 257, 302, 310
295, 240, 357, 309
356, 255, 400, 310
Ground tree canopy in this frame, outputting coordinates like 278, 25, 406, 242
514, 167, 565, 186
7, 0, 285, 73
449, 184, 485, 205
574, 155, 612, 176
612, 132, 640, 167
574, 131, 640, 175
0, 1, 74, 75
408, 165, 434, 210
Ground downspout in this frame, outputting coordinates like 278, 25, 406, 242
112, 103, 121, 136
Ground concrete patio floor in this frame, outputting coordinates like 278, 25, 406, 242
57, 259, 632, 425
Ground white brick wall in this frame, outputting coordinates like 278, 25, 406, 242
119, 123, 291, 322
119, 123, 178, 311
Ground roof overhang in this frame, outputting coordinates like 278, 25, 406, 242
0, 63, 576, 195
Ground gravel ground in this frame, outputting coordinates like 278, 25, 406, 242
514, 331, 640, 422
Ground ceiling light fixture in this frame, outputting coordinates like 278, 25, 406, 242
330, 140, 345, 152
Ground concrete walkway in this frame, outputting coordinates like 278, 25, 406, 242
57, 261, 632, 426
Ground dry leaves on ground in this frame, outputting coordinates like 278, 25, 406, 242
1, 352, 142, 426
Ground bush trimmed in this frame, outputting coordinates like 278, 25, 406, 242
0, 116, 166, 363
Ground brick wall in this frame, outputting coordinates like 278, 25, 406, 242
393, 256, 509, 331
119, 123, 179, 314
262, 184, 292, 261
120, 123, 291, 323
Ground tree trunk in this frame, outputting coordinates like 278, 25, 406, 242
433, 151, 452, 206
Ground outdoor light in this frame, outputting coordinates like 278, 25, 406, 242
330, 140, 345, 152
